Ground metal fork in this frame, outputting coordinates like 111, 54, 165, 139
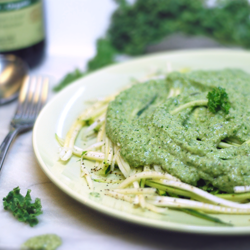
0, 76, 49, 172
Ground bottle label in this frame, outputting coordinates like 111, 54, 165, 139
0, 0, 45, 52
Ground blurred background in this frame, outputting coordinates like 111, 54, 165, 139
0, 0, 250, 91
37, 0, 250, 90
33, 0, 118, 89
2, 0, 250, 91
44, 0, 116, 58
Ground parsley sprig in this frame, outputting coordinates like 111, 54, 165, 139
3, 187, 42, 227
207, 87, 231, 114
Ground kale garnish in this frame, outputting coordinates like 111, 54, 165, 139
3, 187, 42, 227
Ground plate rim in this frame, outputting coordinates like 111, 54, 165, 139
33, 48, 250, 235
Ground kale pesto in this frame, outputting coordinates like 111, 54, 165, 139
21, 234, 62, 250
106, 69, 250, 193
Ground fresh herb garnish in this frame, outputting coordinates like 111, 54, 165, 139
207, 87, 231, 114
3, 187, 42, 227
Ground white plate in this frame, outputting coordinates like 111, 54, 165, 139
33, 49, 250, 234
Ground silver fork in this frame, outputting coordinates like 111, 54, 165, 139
0, 76, 49, 172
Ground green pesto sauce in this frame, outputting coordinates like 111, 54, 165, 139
21, 234, 62, 250
106, 69, 250, 193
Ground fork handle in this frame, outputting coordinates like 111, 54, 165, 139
0, 128, 19, 172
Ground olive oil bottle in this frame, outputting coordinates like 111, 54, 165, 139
0, 0, 45, 68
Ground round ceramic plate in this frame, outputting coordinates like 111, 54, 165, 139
33, 49, 250, 235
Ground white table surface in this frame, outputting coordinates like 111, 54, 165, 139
1, 53, 250, 250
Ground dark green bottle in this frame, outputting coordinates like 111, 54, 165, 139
0, 0, 46, 68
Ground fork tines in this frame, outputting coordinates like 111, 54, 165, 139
15, 76, 49, 119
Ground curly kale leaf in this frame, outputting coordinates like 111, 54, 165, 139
87, 38, 117, 71
3, 187, 42, 227
207, 87, 231, 114
108, 0, 250, 55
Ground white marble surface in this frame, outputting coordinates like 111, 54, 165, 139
1, 54, 250, 250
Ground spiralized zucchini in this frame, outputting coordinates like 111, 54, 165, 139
56, 69, 250, 226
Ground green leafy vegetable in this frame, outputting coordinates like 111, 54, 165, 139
53, 69, 85, 92
109, 0, 250, 55
87, 38, 117, 71
3, 187, 42, 227
207, 87, 231, 114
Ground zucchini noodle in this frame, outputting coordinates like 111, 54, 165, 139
56, 69, 250, 226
